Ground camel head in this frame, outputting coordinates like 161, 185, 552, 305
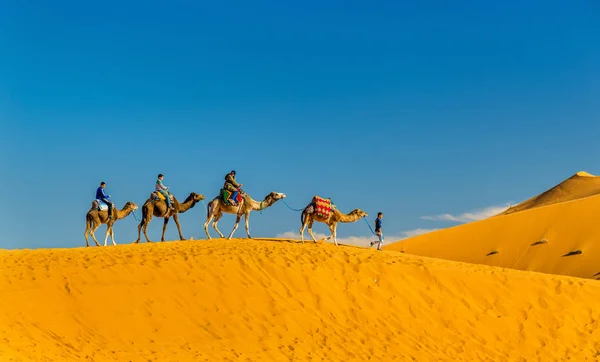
350, 208, 368, 218
266, 192, 286, 201
124, 201, 139, 211
185, 192, 206, 203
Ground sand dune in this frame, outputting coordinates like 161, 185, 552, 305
386, 171, 600, 279
2, 239, 600, 361
502, 171, 600, 215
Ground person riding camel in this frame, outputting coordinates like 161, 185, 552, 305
96, 181, 114, 220
223, 170, 243, 205
156, 173, 174, 210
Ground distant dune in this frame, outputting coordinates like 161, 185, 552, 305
502, 171, 600, 215
2, 239, 600, 361
386, 171, 600, 279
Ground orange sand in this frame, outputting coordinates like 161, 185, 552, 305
2, 239, 600, 361
502, 171, 600, 215
386, 171, 600, 279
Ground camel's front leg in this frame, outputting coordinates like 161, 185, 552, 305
110, 227, 117, 246
173, 214, 185, 241
328, 223, 338, 246
307, 219, 318, 243
103, 226, 110, 247
227, 214, 242, 239
244, 213, 251, 238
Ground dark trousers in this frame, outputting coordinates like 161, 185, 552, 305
100, 199, 114, 218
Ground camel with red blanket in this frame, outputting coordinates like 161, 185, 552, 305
299, 196, 367, 246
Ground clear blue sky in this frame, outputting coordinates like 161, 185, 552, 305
1, 1, 599, 249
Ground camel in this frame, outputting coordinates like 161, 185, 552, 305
204, 190, 286, 239
299, 203, 367, 246
134, 192, 205, 243
84, 201, 138, 247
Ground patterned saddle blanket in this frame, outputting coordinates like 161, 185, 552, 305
313, 196, 332, 218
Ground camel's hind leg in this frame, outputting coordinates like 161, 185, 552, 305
84, 220, 92, 247
135, 217, 151, 243
307, 219, 318, 243
89, 223, 101, 247
212, 212, 225, 239
142, 215, 153, 243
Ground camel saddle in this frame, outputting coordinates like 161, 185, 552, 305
313, 196, 332, 218
151, 191, 174, 203
221, 189, 243, 206
94, 200, 110, 211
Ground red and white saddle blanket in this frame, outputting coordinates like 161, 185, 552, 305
314, 196, 332, 218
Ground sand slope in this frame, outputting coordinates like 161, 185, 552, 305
2, 239, 600, 361
501, 171, 600, 215
386, 172, 600, 279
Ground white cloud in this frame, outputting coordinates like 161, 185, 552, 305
421, 203, 511, 223
399, 228, 440, 238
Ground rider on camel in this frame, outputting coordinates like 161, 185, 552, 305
223, 170, 243, 205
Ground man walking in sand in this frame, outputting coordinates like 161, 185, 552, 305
370, 212, 384, 250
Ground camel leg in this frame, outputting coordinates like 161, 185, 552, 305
244, 213, 252, 238
84, 221, 92, 247
90, 224, 101, 247
212, 213, 225, 238
135, 220, 144, 243
307, 219, 318, 243
143, 216, 153, 243
173, 213, 185, 241
328, 223, 338, 246
299, 214, 308, 244
103, 226, 110, 247
204, 214, 214, 239
110, 226, 117, 246
161, 217, 170, 242
227, 214, 242, 239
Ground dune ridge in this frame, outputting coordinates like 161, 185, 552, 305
2, 239, 600, 361
386, 172, 600, 279
501, 171, 600, 215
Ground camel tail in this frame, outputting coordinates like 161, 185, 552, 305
206, 200, 212, 219
300, 209, 305, 226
